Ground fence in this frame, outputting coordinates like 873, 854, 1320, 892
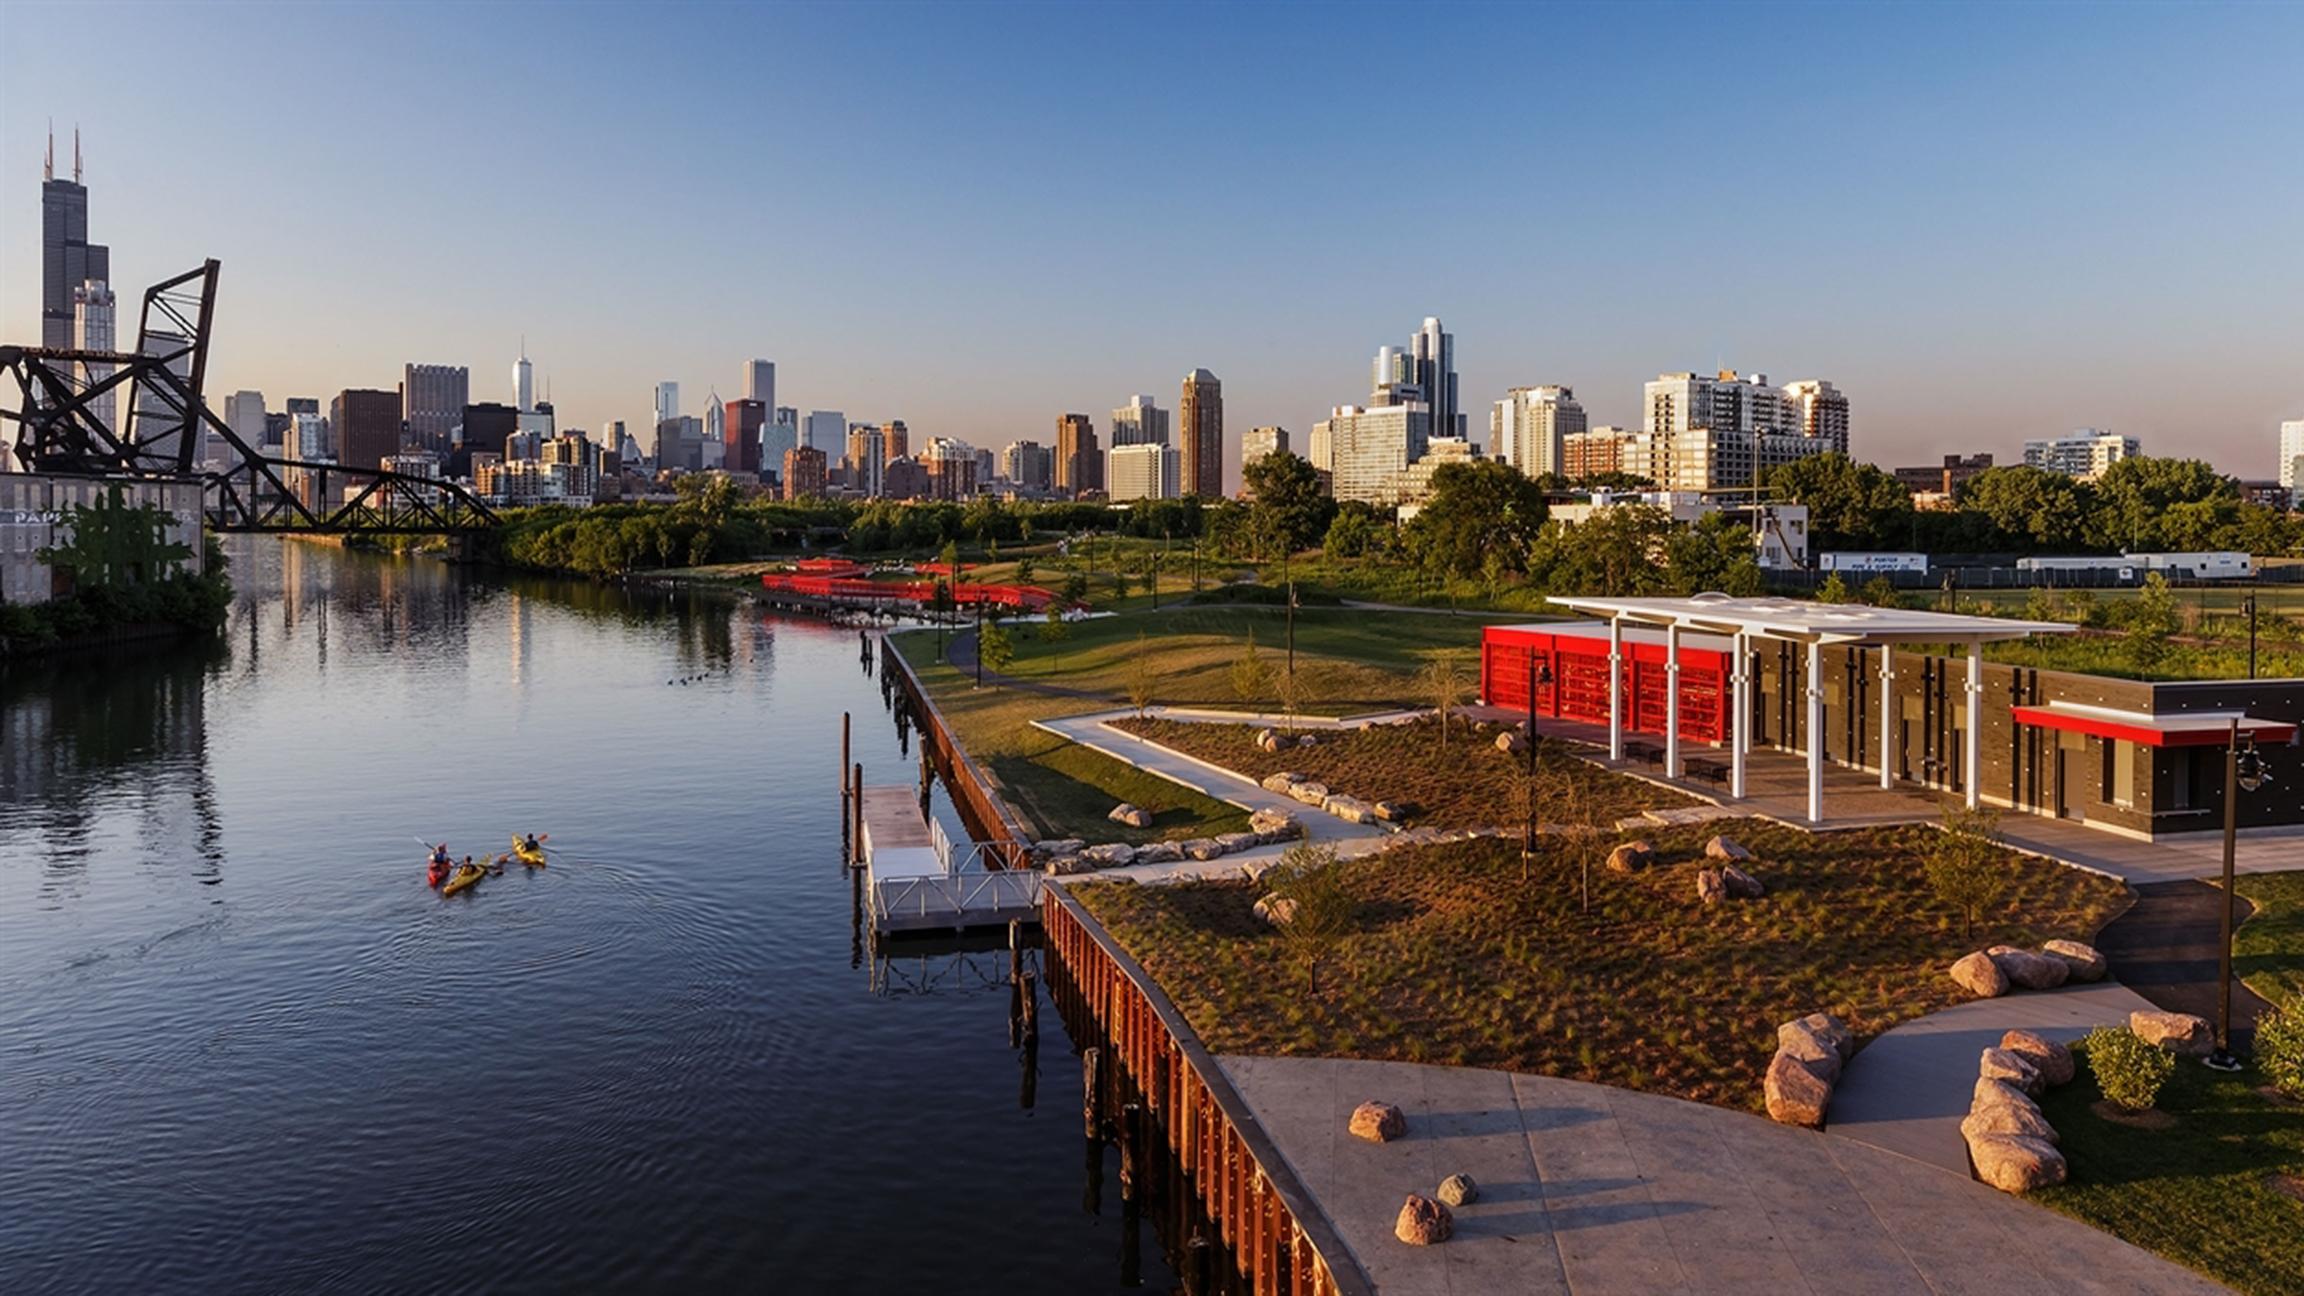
1043, 889, 1371, 1296
1768, 564, 2304, 594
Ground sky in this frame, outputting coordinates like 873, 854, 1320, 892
4, 1, 2301, 489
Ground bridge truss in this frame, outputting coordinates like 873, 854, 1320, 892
0, 261, 498, 534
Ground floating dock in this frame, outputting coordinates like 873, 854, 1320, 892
860, 786, 1042, 933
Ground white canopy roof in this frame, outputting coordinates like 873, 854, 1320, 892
1542, 593, 2075, 646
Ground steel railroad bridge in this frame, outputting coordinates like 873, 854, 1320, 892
1, 260, 498, 536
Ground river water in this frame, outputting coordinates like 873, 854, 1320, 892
0, 539, 1171, 1293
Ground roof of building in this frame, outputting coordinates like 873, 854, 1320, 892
1540, 593, 2076, 646
2009, 702, 2299, 748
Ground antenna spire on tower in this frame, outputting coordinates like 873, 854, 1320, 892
44, 119, 54, 182
73, 126, 82, 184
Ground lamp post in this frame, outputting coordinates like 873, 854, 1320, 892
1522, 653, 1554, 877
2244, 592, 2258, 681
2208, 718, 2270, 1071
974, 597, 985, 689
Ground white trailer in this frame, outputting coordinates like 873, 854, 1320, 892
1819, 552, 1928, 573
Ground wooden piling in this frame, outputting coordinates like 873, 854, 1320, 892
1119, 1099, 1142, 1202
851, 762, 864, 867
1082, 1045, 1104, 1140
1008, 917, 1024, 984
840, 711, 850, 796
1019, 970, 1038, 1047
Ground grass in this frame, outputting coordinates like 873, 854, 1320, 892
2236, 870, 2304, 1009
1108, 716, 1699, 830
2036, 1038, 2304, 1296
1072, 820, 2127, 1111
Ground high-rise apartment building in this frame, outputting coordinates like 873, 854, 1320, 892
746, 360, 776, 410
1560, 427, 1665, 483
331, 389, 402, 471
783, 445, 828, 500
761, 415, 798, 478
1312, 402, 1432, 503
1411, 318, 1462, 439
882, 419, 909, 464
844, 424, 886, 496
1055, 413, 1102, 495
725, 399, 766, 476
804, 409, 844, 451
459, 403, 518, 463
2278, 420, 2304, 494
41, 128, 108, 351
2024, 430, 2138, 481
1107, 442, 1179, 502
1001, 440, 1054, 490
224, 392, 268, 457
1638, 370, 1846, 492
1110, 395, 1168, 447
1490, 385, 1586, 479
1178, 369, 1223, 497
1892, 454, 1995, 498
1370, 346, 1417, 404
654, 416, 703, 473
403, 364, 469, 453
655, 382, 680, 429
1783, 380, 1850, 455
72, 279, 117, 433
1243, 426, 1289, 467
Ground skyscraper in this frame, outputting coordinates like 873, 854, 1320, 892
746, 359, 776, 409
72, 279, 117, 433
1002, 440, 1054, 490
804, 410, 844, 451
845, 424, 886, 496
725, 399, 766, 476
882, 419, 909, 463
1783, 379, 1850, 454
331, 389, 402, 471
655, 382, 681, 429
41, 127, 108, 351
1106, 443, 1179, 502
1490, 386, 1585, 479
2281, 419, 2304, 493
1410, 318, 1462, 439
1180, 369, 1223, 497
403, 364, 469, 453
1312, 402, 1430, 503
1111, 395, 1168, 447
513, 347, 534, 414
704, 391, 725, 462
1242, 426, 1289, 466
783, 445, 828, 499
224, 391, 269, 455
1055, 413, 1101, 495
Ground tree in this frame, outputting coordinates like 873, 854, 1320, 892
1405, 459, 1548, 579
1322, 502, 1384, 559
1527, 506, 1673, 596
1766, 452, 1915, 551
1124, 632, 1158, 716
1859, 575, 1900, 607
1061, 571, 1089, 607
1041, 603, 1070, 672
1262, 843, 1354, 996
1230, 630, 1271, 710
2124, 571, 2179, 674
1957, 466, 2093, 552
976, 621, 1014, 682
1242, 451, 1336, 558
937, 538, 961, 575
1927, 805, 2008, 940
1816, 572, 1854, 604
1661, 512, 1764, 596
2086, 456, 2237, 553
1015, 556, 1036, 585
1417, 656, 1466, 748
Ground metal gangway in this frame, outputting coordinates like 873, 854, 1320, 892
858, 786, 1042, 934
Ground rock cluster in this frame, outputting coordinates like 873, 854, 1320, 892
1764, 1012, 1855, 1128
1961, 1030, 2077, 1193
1946, 939, 2105, 999
1348, 1100, 1405, 1143
2129, 1009, 2213, 1056
1261, 771, 1401, 829
1107, 803, 1153, 829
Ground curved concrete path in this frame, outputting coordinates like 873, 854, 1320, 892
1225, 1054, 2227, 1296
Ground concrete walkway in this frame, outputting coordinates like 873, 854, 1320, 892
1824, 980, 2158, 1173
1224, 1054, 2226, 1296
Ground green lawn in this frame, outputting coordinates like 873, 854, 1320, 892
2237, 870, 2304, 1009
2036, 1038, 2304, 1296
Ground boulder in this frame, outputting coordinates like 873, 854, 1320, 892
1695, 868, 1726, 905
1107, 803, 1153, 829
1971, 1076, 2041, 1118
1765, 1049, 1833, 1127
1181, 838, 1225, 862
1324, 794, 1378, 824
1606, 840, 1655, 874
1249, 807, 1299, 835
1784, 1013, 1855, 1061
1436, 1173, 1479, 1207
1495, 731, 1528, 755
1036, 838, 1087, 859
1721, 864, 1765, 899
1216, 831, 1263, 854
1960, 1103, 2059, 1145
1044, 855, 1091, 876
2130, 1009, 2213, 1056
1950, 951, 2009, 999
1134, 841, 1183, 865
1394, 1194, 1453, 1246
1288, 781, 1330, 806
1998, 1029, 2076, 1087
1373, 799, 1418, 823
1704, 835, 1752, 862
1966, 1133, 2067, 1194
1252, 894, 1298, 927
1254, 728, 1281, 753
1987, 944, 2070, 991
1348, 1100, 1405, 1143
1083, 843, 1138, 869
1978, 1046, 2044, 1098
1297, 733, 1319, 748
2041, 939, 2108, 983
1261, 772, 1307, 794
1775, 1030, 1843, 1086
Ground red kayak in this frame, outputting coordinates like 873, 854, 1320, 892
426, 857, 452, 889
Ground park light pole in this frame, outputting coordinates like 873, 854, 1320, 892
2207, 718, 2271, 1072
2243, 592, 2258, 680
1522, 653, 1554, 872
974, 597, 985, 689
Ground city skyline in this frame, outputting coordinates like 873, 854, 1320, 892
4, 3, 2300, 484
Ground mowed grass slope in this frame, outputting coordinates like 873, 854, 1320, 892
2235, 869, 2304, 1008
1074, 821, 2126, 1111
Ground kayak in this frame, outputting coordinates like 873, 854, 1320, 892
441, 862, 486, 897
510, 837, 547, 867
426, 857, 452, 889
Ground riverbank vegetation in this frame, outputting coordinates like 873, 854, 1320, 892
1, 493, 232, 656
1072, 822, 2125, 1111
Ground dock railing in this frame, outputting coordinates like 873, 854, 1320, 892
1044, 887, 1371, 1296
884, 638, 1034, 862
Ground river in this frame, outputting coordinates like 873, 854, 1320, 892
0, 538, 1173, 1293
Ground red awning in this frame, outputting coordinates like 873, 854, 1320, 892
2011, 703, 2298, 748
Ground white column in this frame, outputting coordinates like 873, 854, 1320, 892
1965, 639, 1983, 810
1806, 640, 1825, 824
1664, 622, 1682, 779
1878, 643, 1896, 790
1608, 616, 1624, 761
1730, 632, 1749, 799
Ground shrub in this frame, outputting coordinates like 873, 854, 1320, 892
2257, 1002, 2304, 1100
2084, 1025, 2175, 1111
1927, 805, 2008, 939
1264, 843, 1354, 995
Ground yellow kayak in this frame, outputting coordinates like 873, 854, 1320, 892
441, 862, 486, 897
511, 836, 547, 867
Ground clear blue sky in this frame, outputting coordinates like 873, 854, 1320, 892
5, 1, 2300, 484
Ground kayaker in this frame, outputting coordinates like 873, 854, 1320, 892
430, 843, 451, 867
522, 834, 542, 856
426, 851, 452, 889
